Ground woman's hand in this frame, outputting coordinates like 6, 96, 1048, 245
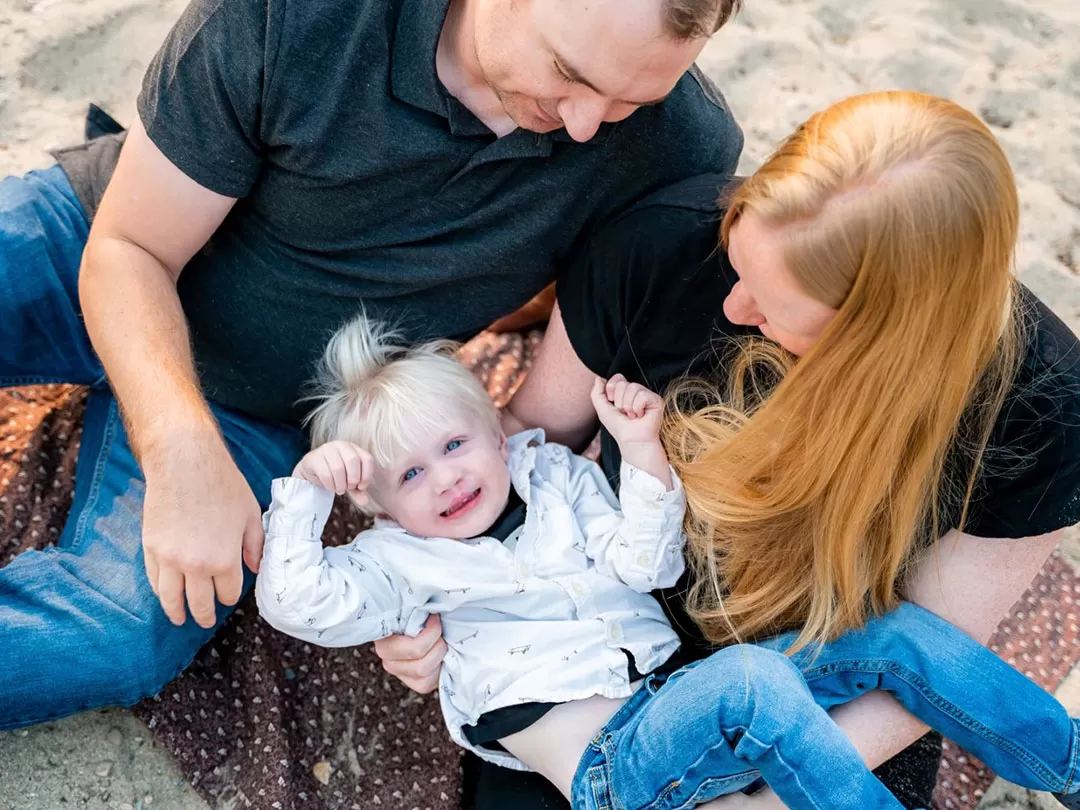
373, 615, 448, 694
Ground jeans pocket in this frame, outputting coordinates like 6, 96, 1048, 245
587, 763, 614, 810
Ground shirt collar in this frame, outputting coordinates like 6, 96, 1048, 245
390, 0, 454, 118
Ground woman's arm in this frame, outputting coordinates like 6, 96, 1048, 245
502, 302, 598, 450
701, 527, 1063, 809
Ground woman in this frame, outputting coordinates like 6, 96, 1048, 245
378, 91, 1080, 809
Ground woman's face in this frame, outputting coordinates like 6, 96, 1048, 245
724, 213, 840, 357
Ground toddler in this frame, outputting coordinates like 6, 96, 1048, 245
257, 314, 1080, 810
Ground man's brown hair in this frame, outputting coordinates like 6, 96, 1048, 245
663, 0, 741, 40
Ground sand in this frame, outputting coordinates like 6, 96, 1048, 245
0, 0, 1078, 807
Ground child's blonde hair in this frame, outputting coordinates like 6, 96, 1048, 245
304, 314, 501, 513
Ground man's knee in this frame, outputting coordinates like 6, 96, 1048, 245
0, 550, 212, 720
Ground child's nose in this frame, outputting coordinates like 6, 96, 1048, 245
433, 463, 461, 493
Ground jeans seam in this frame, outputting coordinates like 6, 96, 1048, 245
723, 725, 828, 810
802, 658, 1069, 791
1064, 720, 1079, 794
600, 740, 628, 810
69, 398, 121, 555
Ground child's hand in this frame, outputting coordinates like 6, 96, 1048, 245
590, 374, 663, 448
590, 376, 671, 488
293, 441, 374, 505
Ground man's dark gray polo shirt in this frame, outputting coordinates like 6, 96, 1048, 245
65, 0, 742, 424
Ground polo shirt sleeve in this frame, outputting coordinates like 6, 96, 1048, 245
137, 0, 274, 197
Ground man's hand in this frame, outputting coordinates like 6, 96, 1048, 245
293, 441, 374, 505
373, 615, 447, 694
142, 432, 263, 629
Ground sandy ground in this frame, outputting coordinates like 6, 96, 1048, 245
1, 0, 1078, 808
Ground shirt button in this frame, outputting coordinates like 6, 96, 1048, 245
636, 553, 651, 566
518, 564, 530, 578
608, 625, 622, 642
572, 581, 588, 596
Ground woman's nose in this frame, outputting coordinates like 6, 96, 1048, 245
723, 281, 765, 326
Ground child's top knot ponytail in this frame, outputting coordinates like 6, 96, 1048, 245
299, 312, 497, 491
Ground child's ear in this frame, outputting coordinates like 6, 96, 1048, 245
498, 430, 510, 462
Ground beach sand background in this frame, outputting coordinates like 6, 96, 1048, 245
1, 0, 1078, 807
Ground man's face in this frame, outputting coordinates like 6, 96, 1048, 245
473, 0, 709, 142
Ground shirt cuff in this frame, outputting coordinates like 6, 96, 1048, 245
618, 461, 685, 506
264, 477, 336, 537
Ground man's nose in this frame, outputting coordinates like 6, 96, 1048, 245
557, 94, 609, 143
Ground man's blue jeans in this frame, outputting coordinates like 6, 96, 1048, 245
572, 601, 1080, 810
0, 165, 308, 728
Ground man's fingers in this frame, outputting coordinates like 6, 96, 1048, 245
384, 637, 448, 685
157, 567, 188, 626
375, 615, 442, 661
402, 669, 440, 695
214, 564, 244, 607
144, 551, 160, 597
186, 574, 218, 629
372, 616, 447, 694
243, 515, 265, 573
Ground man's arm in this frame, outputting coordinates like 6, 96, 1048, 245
79, 118, 254, 629
701, 527, 1062, 809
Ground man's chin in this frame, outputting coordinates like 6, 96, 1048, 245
502, 101, 561, 134
513, 114, 562, 134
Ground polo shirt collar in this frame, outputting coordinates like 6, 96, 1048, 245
390, 0, 452, 118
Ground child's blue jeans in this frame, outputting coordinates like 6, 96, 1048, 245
0, 165, 308, 728
572, 600, 1080, 810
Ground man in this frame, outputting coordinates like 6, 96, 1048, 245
0, 0, 743, 726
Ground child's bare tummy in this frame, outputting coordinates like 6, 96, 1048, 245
498, 681, 646, 799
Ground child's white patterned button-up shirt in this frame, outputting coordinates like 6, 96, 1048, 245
256, 430, 686, 770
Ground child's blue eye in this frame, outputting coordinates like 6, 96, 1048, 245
446, 439, 462, 452
402, 467, 420, 483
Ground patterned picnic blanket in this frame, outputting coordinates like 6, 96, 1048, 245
1, 328, 1075, 810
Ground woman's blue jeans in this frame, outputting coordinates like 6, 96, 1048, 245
572, 601, 1080, 810
0, 165, 308, 728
